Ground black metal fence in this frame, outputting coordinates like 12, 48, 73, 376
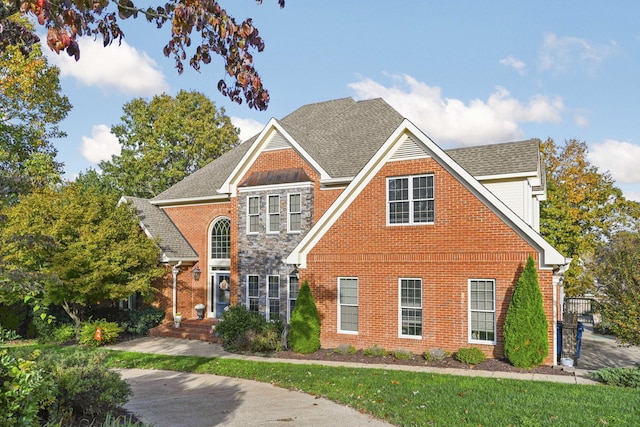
564, 297, 597, 323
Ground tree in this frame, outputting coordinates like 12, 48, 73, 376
540, 138, 639, 295
593, 231, 640, 346
0, 34, 70, 206
0, 181, 164, 333
288, 281, 320, 354
503, 255, 548, 368
99, 90, 239, 198
1, 0, 285, 110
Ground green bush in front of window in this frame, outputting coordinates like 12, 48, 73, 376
288, 281, 321, 354
503, 255, 549, 368
215, 304, 267, 351
363, 344, 387, 357
454, 347, 486, 365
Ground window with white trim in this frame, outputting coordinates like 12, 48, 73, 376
338, 277, 358, 333
387, 175, 434, 225
288, 193, 301, 232
247, 275, 259, 313
267, 275, 280, 320
399, 278, 422, 337
267, 195, 280, 234
247, 196, 260, 234
469, 279, 496, 343
210, 217, 230, 259
287, 275, 299, 321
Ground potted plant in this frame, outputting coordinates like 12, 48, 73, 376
174, 312, 182, 328
195, 303, 205, 319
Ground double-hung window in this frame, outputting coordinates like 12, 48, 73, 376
247, 196, 260, 234
469, 279, 496, 343
399, 278, 422, 337
338, 277, 358, 333
288, 193, 301, 232
247, 275, 259, 313
287, 275, 299, 321
387, 175, 434, 225
267, 195, 280, 233
267, 275, 280, 320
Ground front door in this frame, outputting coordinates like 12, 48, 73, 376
211, 272, 230, 318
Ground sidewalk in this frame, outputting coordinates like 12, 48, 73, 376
106, 332, 632, 427
107, 337, 598, 385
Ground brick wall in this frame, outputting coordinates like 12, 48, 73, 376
301, 157, 556, 364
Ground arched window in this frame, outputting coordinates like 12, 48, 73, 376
211, 217, 230, 259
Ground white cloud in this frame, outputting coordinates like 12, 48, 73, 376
231, 117, 265, 143
574, 113, 589, 128
80, 124, 121, 164
44, 37, 169, 96
539, 33, 619, 74
500, 55, 527, 75
348, 74, 564, 146
587, 139, 640, 184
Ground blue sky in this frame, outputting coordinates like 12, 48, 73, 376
43, 1, 640, 201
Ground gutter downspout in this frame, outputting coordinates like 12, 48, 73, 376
172, 261, 183, 317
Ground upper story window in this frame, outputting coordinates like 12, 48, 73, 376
288, 193, 301, 233
247, 196, 260, 234
267, 195, 280, 234
210, 217, 230, 259
387, 175, 434, 225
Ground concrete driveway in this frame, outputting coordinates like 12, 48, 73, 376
577, 324, 640, 370
118, 368, 391, 427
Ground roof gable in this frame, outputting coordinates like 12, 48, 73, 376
287, 121, 568, 270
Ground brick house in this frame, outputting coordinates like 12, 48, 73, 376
125, 97, 570, 365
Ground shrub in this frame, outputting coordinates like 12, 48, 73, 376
333, 344, 357, 355
390, 349, 414, 360
53, 325, 76, 343
79, 320, 122, 347
124, 306, 165, 336
589, 366, 640, 388
455, 347, 486, 365
215, 305, 267, 351
250, 320, 284, 353
364, 344, 387, 357
288, 281, 321, 354
423, 348, 450, 361
38, 349, 131, 424
0, 349, 56, 426
503, 255, 548, 368
0, 326, 21, 343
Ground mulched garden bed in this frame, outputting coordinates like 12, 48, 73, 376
272, 348, 574, 376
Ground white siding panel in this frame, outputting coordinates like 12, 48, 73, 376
390, 135, 429, 161
483, 180, 528, 224
265, 131, 290, 151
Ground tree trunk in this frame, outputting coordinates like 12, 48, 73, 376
61, 300, 82, 340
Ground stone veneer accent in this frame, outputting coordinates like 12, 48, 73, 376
237, 185, 313, 320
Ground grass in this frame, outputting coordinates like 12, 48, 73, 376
5, 344, 640, 426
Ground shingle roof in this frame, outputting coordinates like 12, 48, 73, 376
152, 98, 541, 203
124, 196, 197, 260
446, 139, 540, 177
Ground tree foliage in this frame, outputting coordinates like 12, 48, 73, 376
593, 231, 640, 346
0, 181, 164, 331
288, 281, 320, 354
503, 255, 548, 368
540, 138, 639, 295
1, 0, 285, 110
99, 90, 239, 198
0, 34, 70, 206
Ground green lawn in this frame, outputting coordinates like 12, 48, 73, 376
8, 345, 640, 426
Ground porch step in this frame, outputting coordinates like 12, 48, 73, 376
149, 318, 222, 343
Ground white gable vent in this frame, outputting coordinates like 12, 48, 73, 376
264, 131, 291, 151
390, 134, 429, 161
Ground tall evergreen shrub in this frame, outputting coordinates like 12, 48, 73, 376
504, 255, 549, 368
288, 281, 321, 354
